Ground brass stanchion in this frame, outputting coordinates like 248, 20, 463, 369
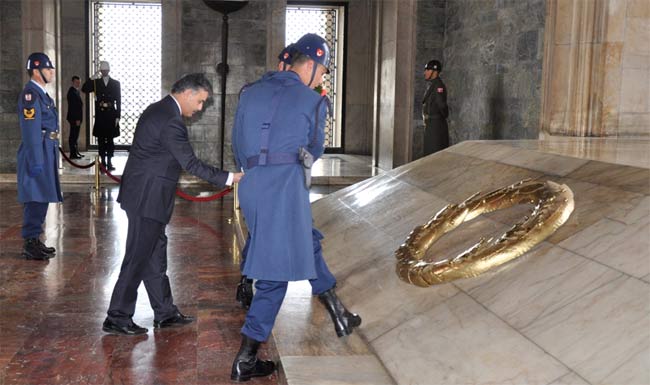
94, 156, 100, 191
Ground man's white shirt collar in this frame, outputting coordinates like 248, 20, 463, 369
170, 95, 182, 115
29, 79, 48, 95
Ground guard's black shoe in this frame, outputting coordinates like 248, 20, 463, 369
231, 334, 276, 382
76, 152, 85, 158
236, 276, 254, 309
70, 153, 82, 159
153, 311, 195, 328
22, 238, 50, 260
102, 318, 148, 335
37, 239, 55, 254
318, 287, 362, 337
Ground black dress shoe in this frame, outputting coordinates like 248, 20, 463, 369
76, 152, 85, 158
153, 311, 195, 328
22, 238, 51, 260
70, 153, 82, 159
102, 318, 148, 335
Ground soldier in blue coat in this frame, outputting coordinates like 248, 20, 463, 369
230, 34, 360, 382
17, 52, 63, 260
236, 43, 361, 340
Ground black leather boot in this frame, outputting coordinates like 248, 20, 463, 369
22, 238, 50, 260
37, 239, 55, 254
107, 157, 115, 171
318, 287, 362, 337
236, 275, 254, 309
230, 334, 276, 382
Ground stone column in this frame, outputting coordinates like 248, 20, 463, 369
374, 0, 417, 170
540, 0, 649, 137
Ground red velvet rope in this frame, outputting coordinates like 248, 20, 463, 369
58, 147, 96, 169
97, 162, 232, 202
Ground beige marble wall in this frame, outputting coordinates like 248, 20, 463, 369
59, 0, 86, 152
541, 0, 650, 137
289, 139, 650, 385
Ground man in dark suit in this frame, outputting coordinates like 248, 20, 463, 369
82, 60, 120, 170
102, 73, 243, 336
66, 75, 83, 159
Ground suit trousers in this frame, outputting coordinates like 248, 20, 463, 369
241, 280, 288, 342
423, 117, 449, 156
240, 228, 337, 295
107, 211, 177, 325
68, 122, 80, 154
97, 136, 115, 158
22, 202, 49, 239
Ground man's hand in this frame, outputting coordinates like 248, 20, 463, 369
232, 172, 244, 184
115, 118, 119, 127
28, 164, 43, 177
75, 120, 80, 125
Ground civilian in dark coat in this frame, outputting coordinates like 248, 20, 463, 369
101, 73, 243, 336
66, 75, 83, 159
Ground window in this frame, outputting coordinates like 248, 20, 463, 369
89, 1, 161, 147
286, 4, 345, 150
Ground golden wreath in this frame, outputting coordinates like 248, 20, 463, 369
395, 179, 574, 287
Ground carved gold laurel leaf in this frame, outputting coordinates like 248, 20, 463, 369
395, 179, 575, 287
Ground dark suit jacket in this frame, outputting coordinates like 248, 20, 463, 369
81, 77, 121, 137
66, 86, 83, 123
117, 95, 228, 224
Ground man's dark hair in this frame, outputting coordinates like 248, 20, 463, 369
72, 75, 80, 81
291, 53, 311, 67
27, 69, 34, 77
171, 73, 213, 96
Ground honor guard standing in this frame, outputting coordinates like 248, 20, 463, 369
422, 59, 449, 155
230, 34, 360, 382
17, 52, 63, 260
82, 60, 121, 170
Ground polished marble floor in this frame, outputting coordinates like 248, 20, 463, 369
0, 185, 280, 385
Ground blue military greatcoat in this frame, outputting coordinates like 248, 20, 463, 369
233, 71, 326, 282
17, 81, 63, 203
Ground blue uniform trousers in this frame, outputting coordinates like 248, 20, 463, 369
106, 211, 177, 326
240, 228, 337, 342
240, 228, 336, 295
242, 280, 288, 342
22, 202, 49, 239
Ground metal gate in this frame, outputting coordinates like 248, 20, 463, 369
286, 4, 345, 150
89, 1, 161, 147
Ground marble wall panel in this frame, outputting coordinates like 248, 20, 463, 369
548, 372, 591, 385
521, 275, 650, 385
335, 257, 458, 342
559, 216, 650, 279
544, 176, 645, 244
620, 68, 649, 113
566, 161, 650, 194
281, 355, 395, 385
455, 243, 622, 330
372, 292, 568, 385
